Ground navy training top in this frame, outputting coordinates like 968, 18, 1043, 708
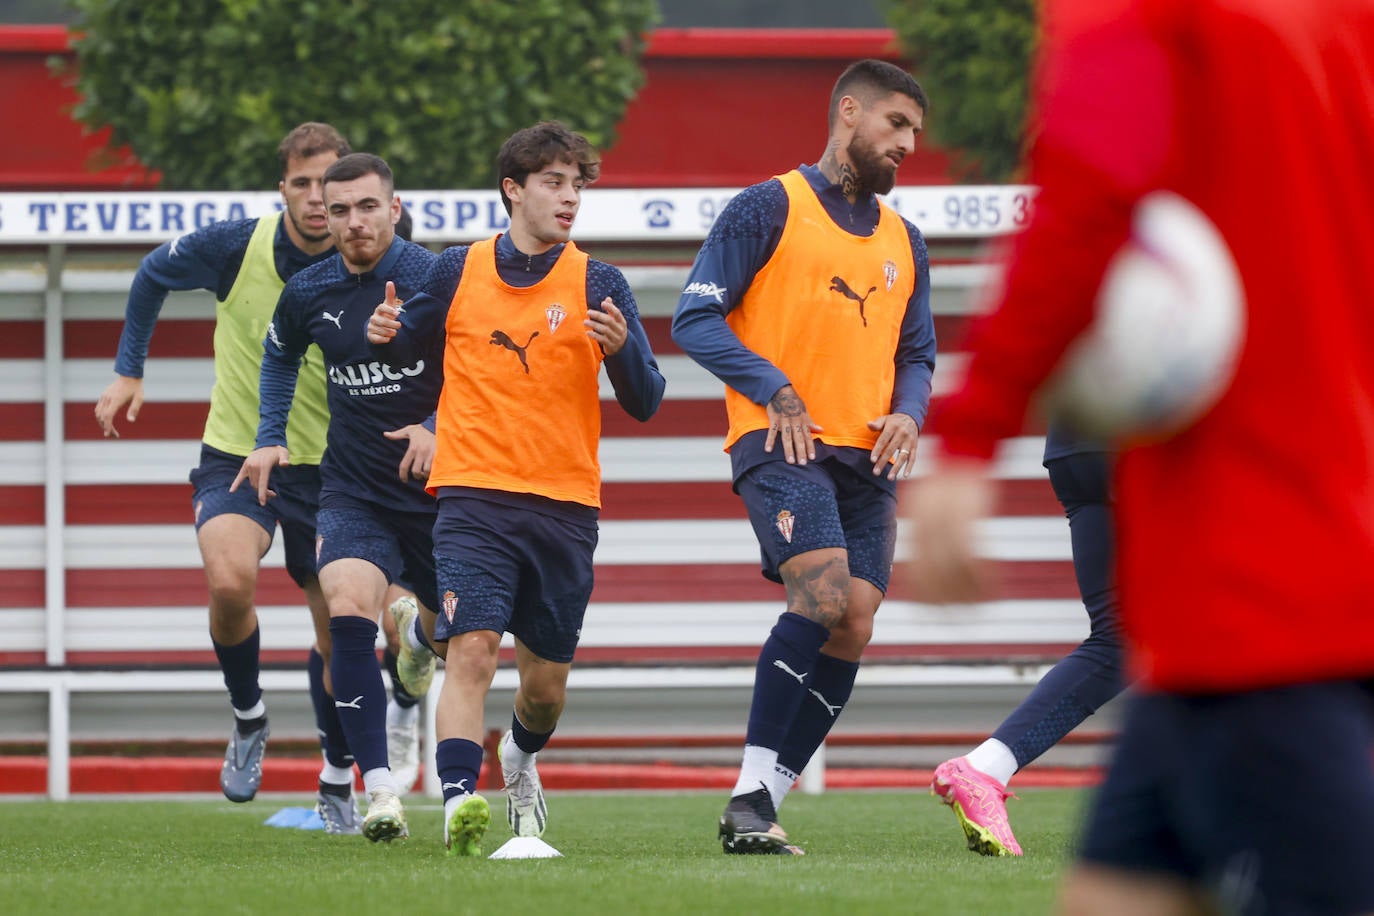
258, 237, 443, 513
114, 217, 331, 378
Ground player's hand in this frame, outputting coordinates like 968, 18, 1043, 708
94, 375, 145, 439
367, 281, 404, 344
229, 446, 290, 506
764, 385, 823, 466
902, 461, 997, 603
868, 413, 919, 480
585, 297, 628, 356
384, 424, 436, 482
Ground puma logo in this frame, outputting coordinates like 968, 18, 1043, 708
809, 688, 842, 717
334, 695, 364, 709
829, 276, 876, 327
442, 779, 469, 792
490, 329, 540, 374
322, 310, 344, 330
772, 659, 807, 684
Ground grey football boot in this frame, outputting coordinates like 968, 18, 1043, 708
316, 783, 363, 835
220, 718, 269, 803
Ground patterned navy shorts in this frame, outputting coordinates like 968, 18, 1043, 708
431, 495, 597, 664
189, 443, 320, 588
735, 457, 897, 592
315, 493, 438, 614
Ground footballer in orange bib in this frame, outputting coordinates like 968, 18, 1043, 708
672, 61, 936, 854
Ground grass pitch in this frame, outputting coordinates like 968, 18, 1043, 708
0, 789, 1087, 915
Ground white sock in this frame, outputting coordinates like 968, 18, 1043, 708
731, 745, 780, 804
767, 763, 800, 813
500, 730, 535, 773
405, 618, 432, 655
386, 699, 419, 730
233, 699, 267, 720
361, 766, 399, 796
320, 757, 353, 787
965, 738, 1018, 787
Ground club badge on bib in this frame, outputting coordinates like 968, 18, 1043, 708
545, 304, 566, 334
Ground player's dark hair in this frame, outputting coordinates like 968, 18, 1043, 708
496, 121, 601, 215
828, 59, 929, 130
323, 152, 394, 196
277, 122, 351, 175
396, 203, 413, 241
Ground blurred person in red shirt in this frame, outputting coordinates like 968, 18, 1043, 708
908, 1, 1374, 913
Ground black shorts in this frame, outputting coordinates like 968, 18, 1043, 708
1078, 679, 1374, 915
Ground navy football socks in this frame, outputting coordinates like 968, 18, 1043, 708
327, 616, 389, 774
777, 652, 859, 776
212, 624, 262, 714
510, 712, 554, 755
308, 647, 354, 769
436, 737, 485, 801
382, 648, 420, 709
744, 612, 831, 750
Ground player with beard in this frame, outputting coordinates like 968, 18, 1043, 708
94, 123, 357, 807
671, 59, 937, 855
234, 153, 441, 842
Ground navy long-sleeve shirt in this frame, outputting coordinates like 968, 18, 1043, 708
113, 217, 330, 377
671, 164, 937, 489
257, 237, 443, 513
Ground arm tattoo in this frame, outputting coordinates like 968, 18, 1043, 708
769, 389, 805, 418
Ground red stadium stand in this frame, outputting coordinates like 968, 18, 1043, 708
0, 183, 1102, 797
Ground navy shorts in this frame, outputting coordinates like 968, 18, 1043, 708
431, 495, 597, 664
736, 458, 897, 592
315, 493, 438, 615
189, 443, 321, 588
1078, 679, 1374, 915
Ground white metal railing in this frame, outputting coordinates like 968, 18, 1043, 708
1, 187, 1034, 800
0, 661, 1058, 800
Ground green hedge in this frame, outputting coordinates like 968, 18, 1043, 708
63, 0, 657, 189
883, 0, 1036, 182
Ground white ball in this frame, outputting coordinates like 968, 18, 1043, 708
1044, 190, 1246, 439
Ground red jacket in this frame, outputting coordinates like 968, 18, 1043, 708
930, 0, 1374, 691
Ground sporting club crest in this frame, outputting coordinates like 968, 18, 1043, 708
442, 590, 459, 624
545, 304, 567, 334
775, 510, 796, 544
883, 260, 898, 292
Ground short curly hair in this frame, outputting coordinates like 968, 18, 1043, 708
496, 121, 601, 215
